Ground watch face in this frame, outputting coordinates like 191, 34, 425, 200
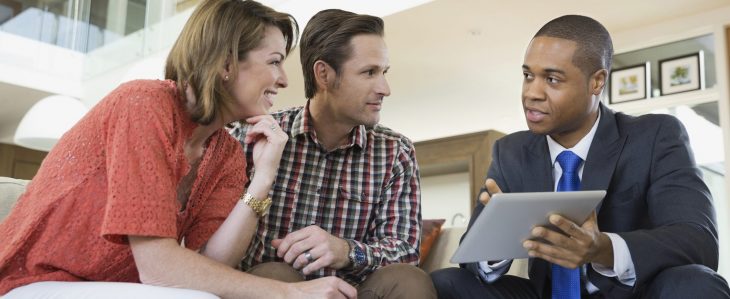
353, 245, 366, 266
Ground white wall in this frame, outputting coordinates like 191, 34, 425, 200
0, 32, 84, 98
421, 172, 471, 228
81, 49, 168, 107
610, 4, 730, 280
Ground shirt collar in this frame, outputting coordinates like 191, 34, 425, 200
291, 100, 366, 150
290, 101, 311, 138
547, 109, 601, 164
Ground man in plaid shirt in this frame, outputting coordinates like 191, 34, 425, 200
230, 8, 436, 299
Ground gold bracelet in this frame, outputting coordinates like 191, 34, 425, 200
240, 193, 272, 217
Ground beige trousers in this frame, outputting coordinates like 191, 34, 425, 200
248, 262, 437, 299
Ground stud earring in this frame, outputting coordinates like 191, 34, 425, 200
224, 75, 230, 81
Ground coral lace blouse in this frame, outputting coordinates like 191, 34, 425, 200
0, 80, 247, 294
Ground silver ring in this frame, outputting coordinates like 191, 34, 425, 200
303, 251, 314, 263
270, 124, 277, 132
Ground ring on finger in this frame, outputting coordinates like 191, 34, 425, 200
303, 250, 315, 263
270, 124, 277, 132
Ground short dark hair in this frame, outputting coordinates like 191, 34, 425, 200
299, 9, 384, 99
534, 15, 613, 76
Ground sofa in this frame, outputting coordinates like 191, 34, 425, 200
0, 176, 527, 279
420, 224, 529, 278
0, 176, 26, 223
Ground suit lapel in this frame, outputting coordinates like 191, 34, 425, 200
525, 134, 554, 285
526, 135, 554, 192
582, 104, 627, 210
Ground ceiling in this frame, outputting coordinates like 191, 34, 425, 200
1, 0, 729, 145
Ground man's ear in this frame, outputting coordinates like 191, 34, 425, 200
313, 60, 334, 90
590, 69, 608, 95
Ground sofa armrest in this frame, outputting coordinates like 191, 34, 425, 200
421, 226, 465, 273
420, 226, 529, 279
0, 177, 29, 221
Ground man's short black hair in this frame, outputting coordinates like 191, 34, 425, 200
534, 15, 613, 76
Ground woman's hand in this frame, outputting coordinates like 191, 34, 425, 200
243, 115, 288, 184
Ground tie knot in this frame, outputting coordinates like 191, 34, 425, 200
557, 150, 582, 174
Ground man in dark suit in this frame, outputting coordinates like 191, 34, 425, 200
431, 15, 730, 298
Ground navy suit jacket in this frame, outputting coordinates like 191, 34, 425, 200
463, 103, 719, 298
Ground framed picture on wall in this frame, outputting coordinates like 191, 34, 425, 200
659, 51, 704, 96
609, 62, 650, 104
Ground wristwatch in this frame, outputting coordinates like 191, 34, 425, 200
346, 239, 367, 270
240, 193, 272, 217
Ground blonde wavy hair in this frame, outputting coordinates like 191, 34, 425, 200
165, 0, 298, 125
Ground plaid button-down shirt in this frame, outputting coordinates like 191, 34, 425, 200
230, 102, 422, 284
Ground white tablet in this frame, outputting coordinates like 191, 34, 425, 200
450, 190, 606, 263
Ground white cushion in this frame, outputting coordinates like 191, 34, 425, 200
4, 281, 219, 299
0, 177, 29, 221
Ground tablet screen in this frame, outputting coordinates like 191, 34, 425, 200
450, 190, 605, 263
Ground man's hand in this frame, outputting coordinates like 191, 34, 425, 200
272, 225, 350, 275
285, 277, 357, 299
523, 212, 614, 269
478, 178, 503, 206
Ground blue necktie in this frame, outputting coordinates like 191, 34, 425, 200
552, 150, 582, 299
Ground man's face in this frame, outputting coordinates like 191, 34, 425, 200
521, 36, 600, 146
326, 34, 391, 127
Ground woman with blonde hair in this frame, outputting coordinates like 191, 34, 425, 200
0, 1, 355, 298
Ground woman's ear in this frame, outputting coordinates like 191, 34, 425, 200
220, 56, 233, 82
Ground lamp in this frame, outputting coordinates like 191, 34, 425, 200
14, 95, 89, 152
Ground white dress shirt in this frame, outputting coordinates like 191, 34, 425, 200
477, 111, 637, 292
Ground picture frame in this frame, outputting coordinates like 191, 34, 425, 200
609, 62, 650, 104
659, 51, 704, 96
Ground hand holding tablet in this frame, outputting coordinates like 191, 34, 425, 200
450, 190, 606, 263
